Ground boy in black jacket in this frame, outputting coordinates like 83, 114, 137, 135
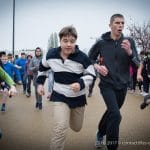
88, 14, 139, 150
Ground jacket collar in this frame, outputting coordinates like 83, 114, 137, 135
102, 32, 124, 41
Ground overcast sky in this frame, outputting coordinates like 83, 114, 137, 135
0, 0, 150, 53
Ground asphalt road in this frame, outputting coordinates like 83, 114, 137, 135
0, 81, 150, 150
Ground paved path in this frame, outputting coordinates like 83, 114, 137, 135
0, 81, 150, 150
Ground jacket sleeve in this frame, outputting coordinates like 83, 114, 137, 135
77, 54, 96, 90
36, 54, 50, 85
29, 59, 36, 71
88, 40, 101, 64
0, 67, 15, 86
128, 38, 140, 67
13, 64, 22, 82
48, 70, 54, 93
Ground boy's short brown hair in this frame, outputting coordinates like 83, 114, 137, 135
21, 52, 26, 55
59, 25, 78, 40
110, 14, 124, 24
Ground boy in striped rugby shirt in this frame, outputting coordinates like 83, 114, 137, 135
36, 25, 95, 150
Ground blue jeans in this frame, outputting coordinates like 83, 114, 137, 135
21, 74, 27, 92
98, 84, 127, 150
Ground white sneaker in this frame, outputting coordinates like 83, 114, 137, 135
140, 91, 144, 95
143, 92, 149, 97
95, 132, 104, 148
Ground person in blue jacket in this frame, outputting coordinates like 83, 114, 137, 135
1, 55, 22, 83
0, 55, 21, 111
15, 52, 27, 94
0, 64, 17, 138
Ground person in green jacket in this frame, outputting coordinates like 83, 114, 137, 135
0, 66, 17, 96
0, 66, 17, 139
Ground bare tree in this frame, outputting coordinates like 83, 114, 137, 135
127, 20, 150, 52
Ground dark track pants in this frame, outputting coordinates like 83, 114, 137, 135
98, 85, 127, 150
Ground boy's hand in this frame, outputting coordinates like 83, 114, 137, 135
94, 64, 108, 76
9, 85, 17, 96
121, 39, 132, 56
37, 84, 45, 95
137, 74, 143, 82
47, 92, 52, 99
70, 83, 80, 92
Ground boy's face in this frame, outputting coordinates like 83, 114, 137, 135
28, 56, 32, 60
8, 56, 13, 62
1, 55, 8, 64
35, 48, 42, 57
21, 54, 26, 59
109, 17, 125, 37
60, 35, 76, 57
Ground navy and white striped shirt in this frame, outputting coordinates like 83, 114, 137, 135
36, 46, 96, 108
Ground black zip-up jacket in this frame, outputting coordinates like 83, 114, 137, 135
88, 32, 140, 89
